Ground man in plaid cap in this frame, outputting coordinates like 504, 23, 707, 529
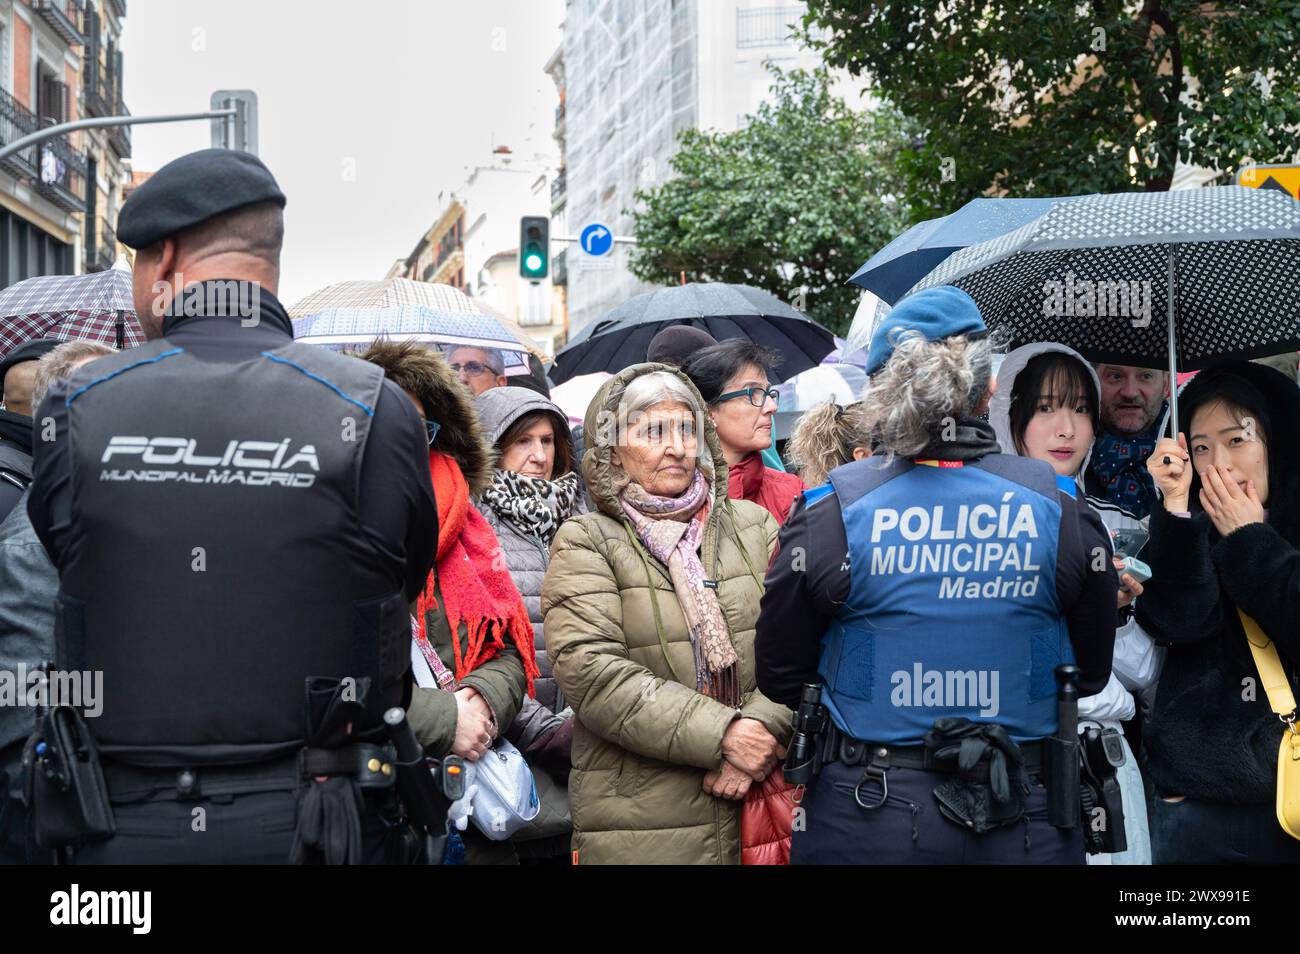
25, 148, 439, 864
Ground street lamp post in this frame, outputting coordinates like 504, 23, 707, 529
0, 108, 239, 162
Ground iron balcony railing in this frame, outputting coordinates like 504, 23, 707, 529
736, 6, 802, 49
35, 130, 89, 215
107, 0, 127, 18
108, 101, 131, 158
0, 86, 38, 181
86, 215, 117, 272
34, 0, 84, 47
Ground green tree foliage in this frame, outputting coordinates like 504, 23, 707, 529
629, 69, 911, 337
802, 1, 1300, 220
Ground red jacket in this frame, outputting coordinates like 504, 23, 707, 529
727, 452, 805, 525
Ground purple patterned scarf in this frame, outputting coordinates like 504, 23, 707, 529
620, 470, 741, 707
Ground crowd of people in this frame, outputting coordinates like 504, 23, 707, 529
1, 146, 1299, 866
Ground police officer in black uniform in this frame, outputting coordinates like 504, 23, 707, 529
756, 287, 1117, 864
27, 149, 437, 863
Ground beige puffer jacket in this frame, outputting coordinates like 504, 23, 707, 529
541, 363, 793, 865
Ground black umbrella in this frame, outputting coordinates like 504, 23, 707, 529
903, 186, 1300, 433
550, 283, 836, 386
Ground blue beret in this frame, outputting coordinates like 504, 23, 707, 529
865, 285, 987, 376
117, 148, 286, 249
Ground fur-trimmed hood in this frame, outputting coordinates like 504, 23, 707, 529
352, 340, 493, 495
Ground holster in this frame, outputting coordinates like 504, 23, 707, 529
924, 718, 1030, 834
21, 705, 115, 851
1079, 725, 1128, 854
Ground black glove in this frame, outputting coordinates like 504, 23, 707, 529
290, 777, 364, 865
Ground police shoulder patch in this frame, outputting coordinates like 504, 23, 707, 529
802, 483, 836, 508
1055, 473, 1078, 499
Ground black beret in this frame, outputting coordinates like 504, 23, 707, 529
0, 337, 59, 401
117, 148, 286, 249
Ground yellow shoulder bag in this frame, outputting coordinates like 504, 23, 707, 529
1239, 610, 1300, 841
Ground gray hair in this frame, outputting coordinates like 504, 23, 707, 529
593, 369, 712, 495
449, 345, 505, 376
615, 369, 700, 419
33, 340, 115, 410
860, 331, 993, 459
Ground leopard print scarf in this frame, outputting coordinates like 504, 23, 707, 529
480, 468, 581, 546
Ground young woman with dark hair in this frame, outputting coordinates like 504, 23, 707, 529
1142, 361, 1300, 863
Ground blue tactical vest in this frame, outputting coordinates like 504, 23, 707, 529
816, 453, 1075, 744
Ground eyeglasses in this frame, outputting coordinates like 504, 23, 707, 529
713, 385, 779, 408
424, 419, 441, 446
449, 361, 495, 377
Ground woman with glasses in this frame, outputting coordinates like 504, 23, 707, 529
683, 340, 805, 525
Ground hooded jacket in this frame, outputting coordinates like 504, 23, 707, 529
473, 386, 584, 848
0, 409, 33, 522
356, 343, 527, 759
540, 363, 793, 865
473, 385, 585, 711
1137, 361, 1300, 805
990, 343, 1164, 725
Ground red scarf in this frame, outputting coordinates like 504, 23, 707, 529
416, 450, 539, 696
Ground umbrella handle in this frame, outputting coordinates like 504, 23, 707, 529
1166, 246, 1178, 437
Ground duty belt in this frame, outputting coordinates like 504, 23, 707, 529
820, 722, 1045, 779
102, 743, 397, 804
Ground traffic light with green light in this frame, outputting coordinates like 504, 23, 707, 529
519, 216, 549, 281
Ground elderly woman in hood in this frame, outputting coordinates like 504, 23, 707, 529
1141, 361, 1300, 863
541, 363, 793, 865
357, 341, 536, 864
991, 342, 1163, 865
473, 385, 585, 859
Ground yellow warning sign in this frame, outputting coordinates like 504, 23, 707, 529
1238, 164, 1300, 200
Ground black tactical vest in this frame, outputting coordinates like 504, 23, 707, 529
56, 338, 411, 766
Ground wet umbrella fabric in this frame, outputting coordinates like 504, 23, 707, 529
550, 283, 835, 385
0, 268, 143, 358
289, 277, 544, 360
902, 186, 1300, 432
848, 196, 1082, 304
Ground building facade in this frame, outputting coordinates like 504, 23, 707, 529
393, 147, 566, 355
0, 0, 129, 289
556, 0, 832, 334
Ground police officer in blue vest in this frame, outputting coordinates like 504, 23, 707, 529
756, 287, 1117, 863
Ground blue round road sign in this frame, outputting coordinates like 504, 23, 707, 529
580, 223, 613, 257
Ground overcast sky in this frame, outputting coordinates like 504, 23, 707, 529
121, 0, 564, 307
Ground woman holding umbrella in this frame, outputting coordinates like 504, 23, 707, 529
683, 340, 805, 525
1141, 362, 1300, 863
